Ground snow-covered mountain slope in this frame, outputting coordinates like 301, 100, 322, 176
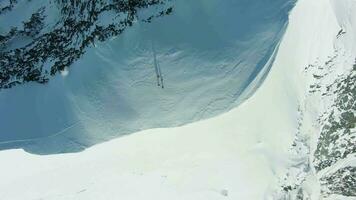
0, 0, 354, 200
0, 0, 295, 154
0, 0, 355, 199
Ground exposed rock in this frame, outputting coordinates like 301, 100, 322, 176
0, 0, 173, 89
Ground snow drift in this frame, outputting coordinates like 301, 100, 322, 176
0, 0, 355, 199
0, 0, 295, 154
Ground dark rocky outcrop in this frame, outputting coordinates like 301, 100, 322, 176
0, 0, 173, 89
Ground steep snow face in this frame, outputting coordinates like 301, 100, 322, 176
0, 0, 295, 154
0, 0, 326, 199
0, 0, 354, 199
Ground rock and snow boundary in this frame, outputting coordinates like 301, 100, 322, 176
0, 0, 355, 199
272, 0, 356, 199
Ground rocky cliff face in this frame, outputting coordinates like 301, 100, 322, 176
274, 0, 356, 199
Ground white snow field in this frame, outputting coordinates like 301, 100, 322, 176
0, 0, 294, 154
0, 0, 355, 200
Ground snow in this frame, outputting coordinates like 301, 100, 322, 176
281, 0, 356, 199
0, 0, 355, 199
0, 117, 275, 200
0, 0, 294, 154
60, 67, 70, 77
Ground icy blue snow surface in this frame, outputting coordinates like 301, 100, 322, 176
0, 0, 295, 154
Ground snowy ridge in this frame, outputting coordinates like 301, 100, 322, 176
0, 0, 355, 199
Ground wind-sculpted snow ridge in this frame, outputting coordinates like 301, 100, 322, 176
1, 0, 355, 199
0, 0, 295, 154
0, 0, 173, 89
